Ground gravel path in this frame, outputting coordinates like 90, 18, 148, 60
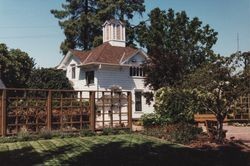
224, 125, 250, 146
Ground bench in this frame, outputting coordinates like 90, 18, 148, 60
194, 114, 228, 123
194, 114, 217, 123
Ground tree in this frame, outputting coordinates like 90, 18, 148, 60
28, 68, 73, 90
184, 54, 250, 142
136, 8, 218, 90
154, 87, 203, 124
51, 0, 145, 54
0, 43, 35, 88
241, 51, 250, 70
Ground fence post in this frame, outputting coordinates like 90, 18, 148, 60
127, 92, 132, 130
1, 89, 6, 136
89, 91, 95, 131
47, 90, 52, 131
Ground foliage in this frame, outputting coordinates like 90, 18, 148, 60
51, 0, 145, 54
143, 126, 165, 139
136, 8, 218, 90
241, 51, 250, 69
28, 68, 73, 89
167, 123, 202, 144
143, 123, 202, 144
102, 127, 119, 135
0, 43, 35, 88
154, 87, 203, 124
17, 127, 34, 141
183, 54, 250, 142
38, 129, 53, 139
80, 129, 96, 137
142, 91, 154, 105
141, 113, 167, 128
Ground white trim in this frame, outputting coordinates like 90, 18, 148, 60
83, 52, 92, 64
119, 52, 126, 64
57, 51, 82, 70
78, 62, 131, 67
121, 49, 148, 64
57, 51, 72, 69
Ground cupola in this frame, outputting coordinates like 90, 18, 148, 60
102, 19, 126, 47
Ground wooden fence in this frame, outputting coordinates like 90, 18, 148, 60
0, 88, 132, 136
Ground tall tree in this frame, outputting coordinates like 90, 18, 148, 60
28, 68, 73, 90
51, 0, 145, 54
0, 43, 35, 88
136, 8, 218, 90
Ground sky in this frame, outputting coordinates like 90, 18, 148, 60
0, 0, 249, 68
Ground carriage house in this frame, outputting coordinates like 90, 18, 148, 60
57, 19, 154, 119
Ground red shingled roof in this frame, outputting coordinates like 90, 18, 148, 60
70, 42, 138, 65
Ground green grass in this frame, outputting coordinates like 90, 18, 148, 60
0, 134, 249, 166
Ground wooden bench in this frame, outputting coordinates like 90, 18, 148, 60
194, 114, 217, 123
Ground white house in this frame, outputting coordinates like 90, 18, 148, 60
57, 19, 154, 119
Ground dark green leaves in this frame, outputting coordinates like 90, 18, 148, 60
135, 8, 218, 90
51, 0, 145, 54
28, 68, 73, 90
0, 43, 35, 88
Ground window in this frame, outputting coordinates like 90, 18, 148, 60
129, 66, 145, 77
135, 91, 142, 111
71, 66, 76, 79
106, 26, 109, 40
86, 71, 94, 85
117, 25, 120, 40
113, 25, 116, 39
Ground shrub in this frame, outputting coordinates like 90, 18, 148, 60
80, 129, 96, 137
154, 87, 203, 123
17, 127, 33, 141
167, 123, 202, 144
38, 129, 53, 139
143, 123, 202, 144
102, 128, 119, 135
143, 126, 166, 139
141, 113, 167, 128
117, 129, 131, 134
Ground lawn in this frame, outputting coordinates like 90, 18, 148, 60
0, 134, 249, 166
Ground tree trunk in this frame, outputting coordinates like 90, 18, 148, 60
216, 116, 225, 143
83, 0, 89, 50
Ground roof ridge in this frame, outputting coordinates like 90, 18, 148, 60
119, 52, 126, 64
83, 52, 92, 64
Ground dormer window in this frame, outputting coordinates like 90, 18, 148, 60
129, 66, 145, 77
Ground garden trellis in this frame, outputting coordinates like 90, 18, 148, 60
0, 88, 132, 136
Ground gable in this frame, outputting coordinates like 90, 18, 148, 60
122, 50, 148, 65
57, 51, 82, 70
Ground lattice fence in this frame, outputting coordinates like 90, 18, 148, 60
0, 89, 132, 136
